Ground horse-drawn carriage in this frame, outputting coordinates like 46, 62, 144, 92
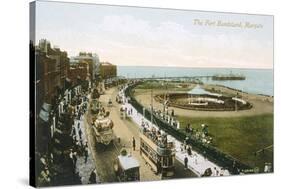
92, 114, 115, 146
114, 149, 140, 182
90, 99, 101, 115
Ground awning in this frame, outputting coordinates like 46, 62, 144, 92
39, 109, 49, 122
42, 102, 52, 112
66, 77, 71, 82
39, 102, 52, 122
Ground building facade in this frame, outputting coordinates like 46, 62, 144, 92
68, 60, 88, 86
71, 52, 100, 84
36, 39, 70, 106
99, 62, 117, 79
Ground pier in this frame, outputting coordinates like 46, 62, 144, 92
132, 75, 213, 80
129, 74, 246, 81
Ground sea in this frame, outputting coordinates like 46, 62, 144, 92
117, 66, 274, 96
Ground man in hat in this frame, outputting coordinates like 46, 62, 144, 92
184, 155, 188, 170
89, 169, 97, 184
84, 143, 88, 163
132, 137, 136, 151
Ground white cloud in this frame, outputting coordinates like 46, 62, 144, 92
92, 14, 272, 69
37, 12, 273, 69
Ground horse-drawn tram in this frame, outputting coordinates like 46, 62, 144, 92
140, 127, 175, 178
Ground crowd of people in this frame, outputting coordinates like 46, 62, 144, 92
36, 86, 98, 186
141, 123, 173, 149
153, 107, 181, 130
184, 123, 213, 145
120, 83, 227, 177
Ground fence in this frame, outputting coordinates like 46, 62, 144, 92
124, 83, 252, 174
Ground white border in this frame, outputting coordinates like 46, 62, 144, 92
0, 0, 279, 188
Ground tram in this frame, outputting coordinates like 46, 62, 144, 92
139, 128, 175, 178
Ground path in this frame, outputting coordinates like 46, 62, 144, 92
72, 100, 101, 184
122, 86, 231, 177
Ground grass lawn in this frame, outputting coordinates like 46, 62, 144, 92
177, 114, 273, 172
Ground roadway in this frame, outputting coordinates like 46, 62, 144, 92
84, 87, 196, 183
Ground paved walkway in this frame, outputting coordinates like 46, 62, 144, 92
72, 100, 101, 184
121, 87, 230, 177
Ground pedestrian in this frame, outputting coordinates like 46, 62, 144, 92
73, 152, 77, 170
216, 167, 219, 176
84, 141, 88, 150
79, 129, 82, 140
185, 123, 190, 133
132, 137, 136, 151
187, 146, 192, 156
194, 153, 198, 165
184, 143, 187, 151
185, 136, 189, 145
220, 168, 224, 176
180, 143, 184, 152
203, 150, 207, 160
184, 155, 188, 170
72, 134, 76, 142
141, 119, 145, 128
89, 169, 97, 184
69, 149, 76, 173
84, 148, 88, 163
70, 125, 75, 136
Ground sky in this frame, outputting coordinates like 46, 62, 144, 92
35, 0, 273, 69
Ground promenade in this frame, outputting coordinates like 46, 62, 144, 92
120, 87, 231, 177
73, 118, 101, 184
71, 97, 101, 184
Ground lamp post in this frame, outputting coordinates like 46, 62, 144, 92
151, 89, 153, 126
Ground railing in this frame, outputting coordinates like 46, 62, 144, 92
124, 82, 252, 174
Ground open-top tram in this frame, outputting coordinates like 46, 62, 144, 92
140, 127, 175, 178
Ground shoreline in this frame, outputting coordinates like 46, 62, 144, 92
208, 84, 273, 98
202, 83, 274, 103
